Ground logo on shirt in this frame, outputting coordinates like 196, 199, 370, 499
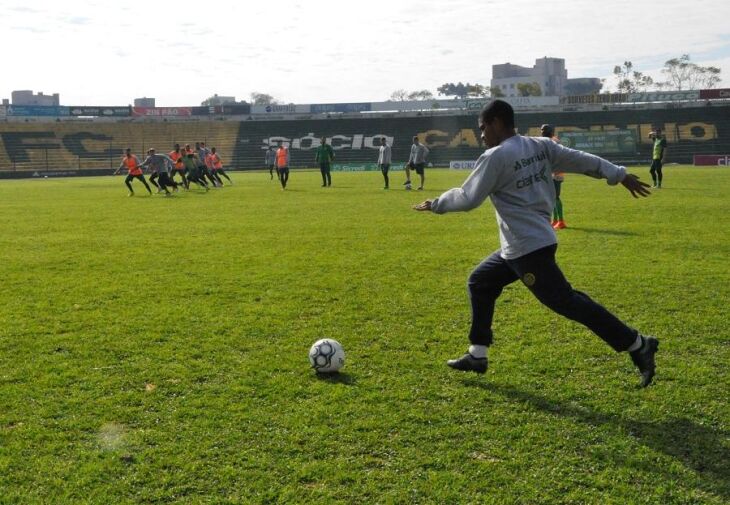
522, 273, 536, 287
516, 166, 549, 189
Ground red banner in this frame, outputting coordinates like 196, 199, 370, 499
693, 154, 730, 166
699, 88, 730, 99
132, 107, 192, 117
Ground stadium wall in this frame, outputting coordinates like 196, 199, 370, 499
1, 105, 728, 176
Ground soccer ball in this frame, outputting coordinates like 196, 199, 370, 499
309, 339, 345, 373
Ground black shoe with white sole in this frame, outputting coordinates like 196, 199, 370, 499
447, 353, 488, 374
629, 335, 659, 388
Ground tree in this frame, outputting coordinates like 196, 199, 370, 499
250, 92, 279, 105
437, 82, 491, 99
407, 89, 435, 101
661, 54, 722, 90
200, 94, 237, 106
516, 82, 542, 97
613, 61, 653, 93
490, 86, 505, 98
389, 89, 409, 101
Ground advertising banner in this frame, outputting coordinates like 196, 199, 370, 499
7, 105, 70, 116
699, 88, 730, 100
251, 104, 309, 114
222, 104, 252, 115
561, 93, 629, 104
449, 160, 477, 170
311, 103, 372, 114
693, 154, 730, 166
626, 91, 700, 102
371, 99, 463, 112
331, 162, 385, 172
559, 130, 637, 154
465, 96, 559, 111
68, 106, 130, 117
131, 107, 192, 117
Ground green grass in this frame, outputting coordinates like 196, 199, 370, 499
0, 166, 728, 504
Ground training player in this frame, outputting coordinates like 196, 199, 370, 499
169, 144, 189, 189
414, 100, 658, 388
207, 147, 233, 185
276, 141, 290, 189
265, 146, 277, 180
197, 142, 218, 187
138, 148, 178, 196
649, 128, 668, 188
541, 124, 566, 229
114, 148, 152, 196
181, 150, 209, 190
314, 136, 335, 187
404, 135, 429, 190
377, 137, 392, 189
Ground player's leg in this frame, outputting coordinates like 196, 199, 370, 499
404, 163, 412, 186
417, 165, 425, 190
447, 250, 519, 373
553, 180, 565, 228
656, 161, 663, 188
218, 169, 232, 184
124, 174, 134, 195
508, 244, 658, 386
281, 168, 289, 188
320, 164, 327, 187
649, 160, 658, 188
380, 164, 389, 189
136, 175, 153, 194
158, 172, 173, 194
326, 164, 331, 186
149, 171, 160, 192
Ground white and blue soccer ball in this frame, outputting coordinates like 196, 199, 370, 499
309, 339, 345, 373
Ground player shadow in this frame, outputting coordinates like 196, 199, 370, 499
461, 379, 729, 500
314, 371, 356, 385
566, 226, 638, 237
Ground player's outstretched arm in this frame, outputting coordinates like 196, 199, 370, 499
621, 173, 652, 198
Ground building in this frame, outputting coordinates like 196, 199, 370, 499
491, 57, 601, 97
11, 90, 60, 106
202, 94, 236, 106
134, 97, 156, 107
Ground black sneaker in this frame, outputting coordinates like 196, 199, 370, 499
629, 335, 659, 387
447, 353, 488, 374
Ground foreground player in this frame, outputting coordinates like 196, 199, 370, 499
114, 148, 152, 196
414, 100, 658, 387
649, 128, 668, 188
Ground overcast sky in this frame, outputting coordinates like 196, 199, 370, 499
2, 0, 729, 106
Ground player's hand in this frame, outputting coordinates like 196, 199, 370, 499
621, 173, 651, 198
413, 200, 433, 211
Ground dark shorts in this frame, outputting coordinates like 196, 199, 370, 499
268, 164, 275, 170
650, 159, 663, 171
172, 168, 185, 176
278, 167, 289, 174
379, 164, 390, 172
409, 162, 426, 175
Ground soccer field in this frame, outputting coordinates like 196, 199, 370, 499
0, 166, 728, 504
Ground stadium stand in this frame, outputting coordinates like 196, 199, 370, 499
1, 98, 729, 176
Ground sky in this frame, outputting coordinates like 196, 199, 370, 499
2, 0, 729, 106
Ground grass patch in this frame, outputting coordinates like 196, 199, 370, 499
0, 166, 728, 504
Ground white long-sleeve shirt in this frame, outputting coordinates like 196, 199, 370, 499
430, 135, 626, 259
408, 143, 429, 164
378, 145, 392, 165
